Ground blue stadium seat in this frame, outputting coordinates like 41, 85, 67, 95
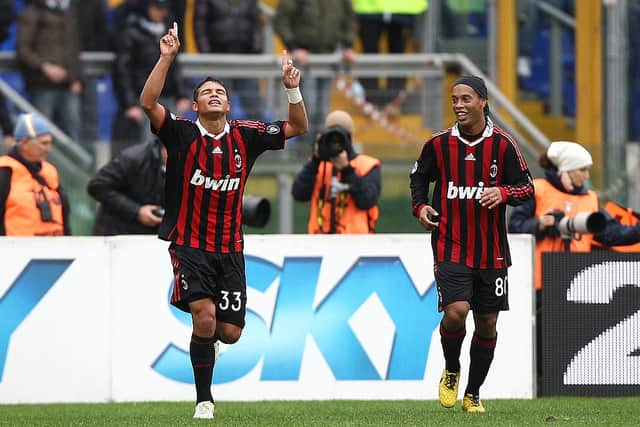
95, 76, 117, 141
519, 28, 575, 117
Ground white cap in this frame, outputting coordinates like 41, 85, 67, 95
546, 141, 593, 173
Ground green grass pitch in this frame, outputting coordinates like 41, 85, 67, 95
1, 397, 639, 426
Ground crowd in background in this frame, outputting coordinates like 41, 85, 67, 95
2, 0, 640, 149
0, 0, 431, 154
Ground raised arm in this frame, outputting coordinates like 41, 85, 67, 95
139, 22, 180, 130
281, 50, 309, 139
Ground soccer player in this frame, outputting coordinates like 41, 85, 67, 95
409, 75, 534, 412
139, 23, 308, 419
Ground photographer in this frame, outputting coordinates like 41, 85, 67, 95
508, 140, 640, 395
291, 110, 381, 233
88, 138, 166, 235
508, 141, 640, 292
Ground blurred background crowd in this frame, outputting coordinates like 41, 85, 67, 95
1, 0, 639, 235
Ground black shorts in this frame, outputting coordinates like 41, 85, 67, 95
168, 243, 247, 328
434, 261, 509, 313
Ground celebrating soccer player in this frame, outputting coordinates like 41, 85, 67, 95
410, 75, 534, 412
139, 22, 308, 419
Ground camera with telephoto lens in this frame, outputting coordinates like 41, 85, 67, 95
242, 195, 270, 228
552, 210, 606, 238
316, 125, 350, 161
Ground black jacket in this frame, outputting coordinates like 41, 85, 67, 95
508, 166, 640, 246
76, 0, 107, 52
112, 13, 186, 110
87, 140, 165, 235
194, 0, 263, 53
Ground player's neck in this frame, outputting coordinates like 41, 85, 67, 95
459, 117, 486, 137
199, 114, 227, 135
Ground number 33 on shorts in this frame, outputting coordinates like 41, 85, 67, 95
218, 290, 243, 312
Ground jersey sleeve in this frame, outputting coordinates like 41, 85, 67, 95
409, 139, 438, 217
240, 120, 287, 157
152, 106, 197, 151
500, 137, 535, 206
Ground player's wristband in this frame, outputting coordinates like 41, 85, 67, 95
285, 87, 303, 104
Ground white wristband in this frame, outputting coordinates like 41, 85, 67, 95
285, 87, 303, 104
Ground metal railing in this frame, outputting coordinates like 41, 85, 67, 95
0, 51, 551, 232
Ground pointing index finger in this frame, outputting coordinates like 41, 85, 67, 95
173, 21, 178, 38
282, 50, 288, 68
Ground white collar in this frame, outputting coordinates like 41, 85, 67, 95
452, 117, 494, 146
196, 120, 229, 140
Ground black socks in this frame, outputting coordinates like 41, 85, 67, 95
190, 334, 217, 403
439, 322, 466, 373
465, 333, 497, 396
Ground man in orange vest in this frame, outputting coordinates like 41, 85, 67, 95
291, 110, 381, 233
0, 112, 70, 236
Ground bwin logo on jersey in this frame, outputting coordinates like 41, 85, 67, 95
446, 181, 486, 200
190, 169, 240, 191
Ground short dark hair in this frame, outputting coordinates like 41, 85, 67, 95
193, 77, 229, 102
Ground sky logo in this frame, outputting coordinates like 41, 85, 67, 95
152, 255, 439, 384
0, 260, 73, 382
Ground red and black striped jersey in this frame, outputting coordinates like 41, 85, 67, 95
410, 118, 534, 269
154, 108, 287, 253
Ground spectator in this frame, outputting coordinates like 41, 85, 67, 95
507, 140, 640, 394
291, 110, 381, 233
352, 0, 427, 107
111, 0, 190, 153
274, 0, 356, 142
0, 112, 70, 236
108, 0, 184, 49
508, 141, 640, 292
16, 0, 82, 142
0, 0, 14, 153
77, 0, 108, 148
108, 0, 146, 49
194, 0, 265, 119
87, 138, 166, 235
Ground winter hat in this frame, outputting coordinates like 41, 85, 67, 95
546, 141, 593, 173
324, 110, 354, 134
13, 113, 52, 140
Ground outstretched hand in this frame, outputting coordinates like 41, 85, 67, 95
160, 21, 180, 58
281, 50, 301, 88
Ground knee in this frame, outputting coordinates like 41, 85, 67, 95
191, 309, 216, 335
217, 325, 243, 344
443, 303, 470, 329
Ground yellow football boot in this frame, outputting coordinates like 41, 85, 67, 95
438, 369, 460, 408
461, 393, 486, 413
